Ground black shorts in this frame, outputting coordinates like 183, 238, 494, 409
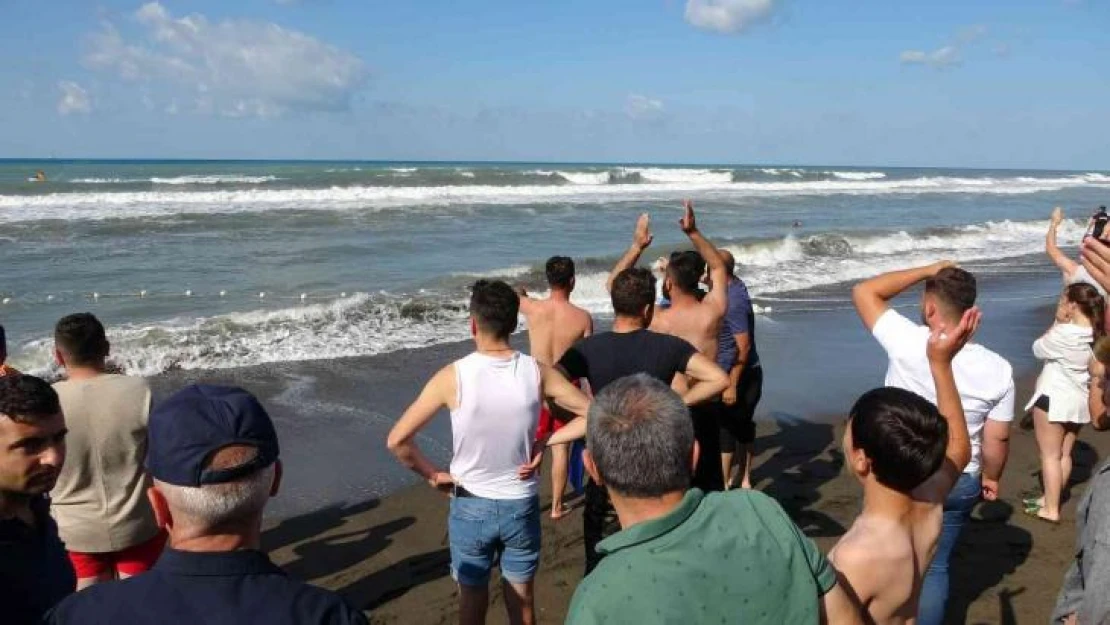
718, 365, 764, 447
690, 403, 724, 492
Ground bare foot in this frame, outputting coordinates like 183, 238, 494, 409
551, 503, 572, 521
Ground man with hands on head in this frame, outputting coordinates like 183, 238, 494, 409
852, 260, 1013, 625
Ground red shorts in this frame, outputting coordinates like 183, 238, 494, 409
535, 379, 585, 440
68, 530, 167, 579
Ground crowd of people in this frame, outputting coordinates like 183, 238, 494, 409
3, 202, 1110, 624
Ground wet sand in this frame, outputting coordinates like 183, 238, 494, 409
258, 373, 1098, 624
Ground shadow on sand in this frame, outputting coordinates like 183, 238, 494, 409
262, 499, 450, 611
753, 413, 847, 538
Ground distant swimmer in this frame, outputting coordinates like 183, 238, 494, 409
793, 220, 802, 228
30, 171, 46, 183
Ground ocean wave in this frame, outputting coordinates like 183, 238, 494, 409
5, 174, 1106, 224
828, 171, 886, 180
9, 217, 1083, 376
70, 175, 279, 185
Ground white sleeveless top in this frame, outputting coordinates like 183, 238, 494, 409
450, 352, 542, 499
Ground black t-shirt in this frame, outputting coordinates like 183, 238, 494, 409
0, 496, 75, 625
559, 329, 698, 394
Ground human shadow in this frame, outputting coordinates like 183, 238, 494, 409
262, 499, 421, 585
752, 412, 847, 538
340, 548, 452, 611
948, 501, 1033, 625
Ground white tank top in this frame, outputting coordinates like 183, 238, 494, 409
450, 352, 542, 499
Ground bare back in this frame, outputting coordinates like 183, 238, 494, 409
521, 297, 593, 366
830, 486, 946, 624
650, 300, 722, 363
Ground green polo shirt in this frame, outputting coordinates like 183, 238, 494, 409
566, 489, 837, 625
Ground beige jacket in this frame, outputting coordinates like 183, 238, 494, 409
51, 374, 159, 553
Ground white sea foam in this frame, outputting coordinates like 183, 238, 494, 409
621, 167, 734, 184
554, 170, 610, 185
8, 217, 1083, 376
828, 171, 886, 180
7, 174, 1106, 224
758, 168, 805, 177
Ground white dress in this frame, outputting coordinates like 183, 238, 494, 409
1025, 323, 1094, 424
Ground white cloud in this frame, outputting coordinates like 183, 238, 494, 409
82, 2, 368, 117
900, 24, 990, 70
57, 81, 92, 115
625, 94, 664, 120
900, 45, 961, 68
685, 0, 776, 35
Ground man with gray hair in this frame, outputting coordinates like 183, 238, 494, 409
566, 374, 862, 625
46, 384, 367, 625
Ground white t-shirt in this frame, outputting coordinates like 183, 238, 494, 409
872, 309, 1015, 476
450, 352, 542, 499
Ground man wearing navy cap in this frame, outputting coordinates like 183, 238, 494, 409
46, 384, 368, 625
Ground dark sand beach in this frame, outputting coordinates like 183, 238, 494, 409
142, 265, 1095, 624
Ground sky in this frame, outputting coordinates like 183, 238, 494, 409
0, 0, 1107, 168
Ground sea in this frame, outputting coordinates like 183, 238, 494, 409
2, 159, 1107, 377
2, 159, 1108, 516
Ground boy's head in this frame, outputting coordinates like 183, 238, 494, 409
54, 313, 110, 369
844, 387, 948, 493
545, 256, 575, 292
469, 280, 519, 341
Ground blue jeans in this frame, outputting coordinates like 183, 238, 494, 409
917, 473, 981, 625
448, 494, 541, 587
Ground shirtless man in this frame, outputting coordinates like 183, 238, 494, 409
517, 256, 593, 519
608, 200, 729, 491
830, 307, 979, 624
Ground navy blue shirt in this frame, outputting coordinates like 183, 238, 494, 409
46, 548, 367, 625
716, 277, 760, 373
0, 495, 75, 625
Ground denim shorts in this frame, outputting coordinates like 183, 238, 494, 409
448, 493, 541, 586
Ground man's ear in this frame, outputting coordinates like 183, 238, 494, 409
148, 486, 172, 531
583, 450, 602, 486
469, 317, 477, 338
270, 460, 283, 497
54, 348, 65, 368
690, 440, 700, 478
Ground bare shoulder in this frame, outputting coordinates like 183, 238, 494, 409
831, 518, 913, 589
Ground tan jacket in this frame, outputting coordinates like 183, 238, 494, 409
51, 374, 159, 553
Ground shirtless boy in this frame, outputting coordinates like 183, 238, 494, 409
608, 200, 729, 490
518, 256, 593, 519
830, 307, 979, 624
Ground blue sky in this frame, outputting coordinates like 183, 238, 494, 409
0, 0, 1106, 168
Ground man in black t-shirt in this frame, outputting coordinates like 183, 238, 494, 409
548, 214, 728, 573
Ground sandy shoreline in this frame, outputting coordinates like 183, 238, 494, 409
253, 372, 1096, 625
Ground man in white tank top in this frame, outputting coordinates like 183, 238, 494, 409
388, 280, 589, 625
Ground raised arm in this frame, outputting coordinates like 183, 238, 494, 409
680, 200, 728, 316
925, 307, 981, 490
682, 352, 729, 407
852, 261, 954, 331
1047, 207, 1079, 278
607, 213, 653, 292
515, 285, 538, 316
386, 365, 456, 493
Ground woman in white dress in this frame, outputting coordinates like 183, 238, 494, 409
1025, 283, 1105, 522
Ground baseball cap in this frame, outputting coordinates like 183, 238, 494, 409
147, 384, 280, 487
